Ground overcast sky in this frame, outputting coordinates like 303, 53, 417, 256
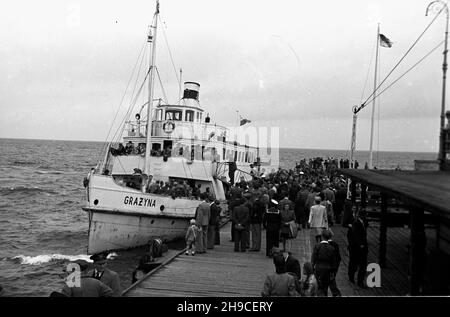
0, 0, 447, 152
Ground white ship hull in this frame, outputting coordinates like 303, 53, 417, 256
83, 174, 200, 253
85, 209, 190, 254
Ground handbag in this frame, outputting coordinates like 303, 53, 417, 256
289, 220, 299, 238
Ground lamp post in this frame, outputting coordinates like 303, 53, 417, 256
426, 0, 449, 171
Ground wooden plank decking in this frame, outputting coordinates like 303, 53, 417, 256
124, 222, 433, 297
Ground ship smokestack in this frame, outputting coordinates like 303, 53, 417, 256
182, 82, 200, 101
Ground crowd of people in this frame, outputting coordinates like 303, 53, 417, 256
180, 156, 369, 297
109, 141, 173, 158
65, 155, 369, 297
222, 157, 369, 297
145, 177, 214, 200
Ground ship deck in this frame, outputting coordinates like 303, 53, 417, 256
122, 221, 422, 297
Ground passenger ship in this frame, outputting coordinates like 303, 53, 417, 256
83, 1, 260, 254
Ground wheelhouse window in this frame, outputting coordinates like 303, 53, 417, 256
166, 110, 182, 121
185, 110, 194, 122
156, 109, 163, 121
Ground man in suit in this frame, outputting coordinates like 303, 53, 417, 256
195, 193, 211, 254
207, 199, 221, 249
326, 229, 342, 297
231, 198, 250, 252
311, 230, 338, 296
61, 259, 114, 297
294, 185, 309, 228
348, 208, 369, 288
249, 195, 266, 251
90, 253, 122, 296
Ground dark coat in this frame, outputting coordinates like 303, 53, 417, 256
349, 217, 368, 252
285, 254, 301, 279
209, 203, 221, 226
93, 268, 122, 297
61, 275, 113, 297
328, 240, 341, 273
262, 207, 281, 231
311, 242, 338, 271
232, 205, 250, 227
251, 199, 265, 224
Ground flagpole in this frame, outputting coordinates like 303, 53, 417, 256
369, 24, 380, 169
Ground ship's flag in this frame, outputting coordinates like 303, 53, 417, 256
379, 34, 393, 48
240, 118, 251, 126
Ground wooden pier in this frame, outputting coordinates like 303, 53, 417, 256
340, 169, 450, 295
123, 221, 421, 297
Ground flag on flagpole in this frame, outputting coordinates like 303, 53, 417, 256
379, 34, 393, 48
239, 115, 251, 126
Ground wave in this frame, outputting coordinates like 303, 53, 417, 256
11, 252, 118, 265
12, 160, 36, 166
11, 254, 93, 265
35, 170, 65, 175
0, 186, 57, 196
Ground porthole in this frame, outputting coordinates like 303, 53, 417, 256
94, 199, 99, 205
160, 205, 165, 211
151, 219, 155, 224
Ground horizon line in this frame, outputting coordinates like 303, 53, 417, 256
0, 136, 438, 154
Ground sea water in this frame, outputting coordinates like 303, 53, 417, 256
0, 138, 436, 296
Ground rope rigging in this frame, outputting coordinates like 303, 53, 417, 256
158, 14, 181, 87
364, 39, 444, 106
355, 5, 445, 115
109, 44, 149, 147
96, 39, 148, 166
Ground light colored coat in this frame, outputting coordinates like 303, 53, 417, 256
196, 201, 211, 226
308, 204, 328, 228
185, 225, 197, 243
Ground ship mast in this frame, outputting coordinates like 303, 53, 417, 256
143, 0, 159, 192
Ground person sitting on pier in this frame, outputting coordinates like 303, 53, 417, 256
60, 259, 114, 297
261, 254, 299, 297
90, 252, 122, 297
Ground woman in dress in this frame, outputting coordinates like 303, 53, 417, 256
279, 203, 296, 252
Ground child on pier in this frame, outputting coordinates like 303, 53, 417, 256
185, 219, 198, 255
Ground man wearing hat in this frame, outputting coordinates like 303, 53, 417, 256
311, 230, 338, 296
262, 199, 281, 257
348, 208, 369, 288
61, 259, 114, 297
249, 194, 266, 252
207, 199, 221, 249
90, 252, 122, 296
231, 198, 250, 252
195, 193, 211, 254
